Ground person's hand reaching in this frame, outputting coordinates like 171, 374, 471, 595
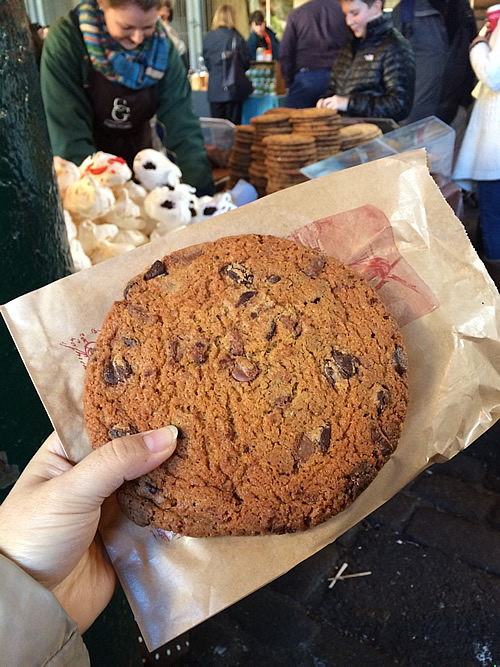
0, 426, 177, 633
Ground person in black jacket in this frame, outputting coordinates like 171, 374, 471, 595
202, 4, 251, 125
317, 0, 415, 122
392, 0, 477, 125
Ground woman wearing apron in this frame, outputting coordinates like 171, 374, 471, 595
40, 0, 213, 194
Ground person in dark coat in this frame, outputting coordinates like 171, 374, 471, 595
279, 0, 347, 109
202, 4, 251, 125
247, 10, 280, 60
392, 0, 477, 125
317, 0, 415, 122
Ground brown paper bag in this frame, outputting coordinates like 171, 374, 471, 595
2, 150, 499, 650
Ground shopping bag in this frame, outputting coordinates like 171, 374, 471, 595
221, 34, 253, 101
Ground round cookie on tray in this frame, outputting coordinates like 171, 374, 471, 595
83, 234, 409, 538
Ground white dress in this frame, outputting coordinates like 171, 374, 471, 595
453, 24, 500, 188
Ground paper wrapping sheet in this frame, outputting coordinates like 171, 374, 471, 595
2, 150, 499, 650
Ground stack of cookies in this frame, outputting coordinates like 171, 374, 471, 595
339, 123, 383, 152
228, 125, 254, 188
248, 113, 291, 196
289, 108, 342, 161
263, 133, 317, 195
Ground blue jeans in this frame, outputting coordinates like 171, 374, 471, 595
477, 180, 500, 260
286, 69, 331, 109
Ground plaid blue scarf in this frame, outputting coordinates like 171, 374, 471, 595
77, 0, 168, 89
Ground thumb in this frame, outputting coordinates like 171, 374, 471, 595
61, 426, 178, 507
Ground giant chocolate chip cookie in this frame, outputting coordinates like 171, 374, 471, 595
83, 234, 408, 537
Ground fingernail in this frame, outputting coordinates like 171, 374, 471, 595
142, 425, 178, 453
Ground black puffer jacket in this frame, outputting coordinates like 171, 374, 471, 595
324, 14, 415, 121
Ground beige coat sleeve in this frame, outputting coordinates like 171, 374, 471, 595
0, 555, 90, 666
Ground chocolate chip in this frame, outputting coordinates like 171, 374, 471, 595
144, 260, 167, 281
190, 340, 209, 364
324, 350, 360, 387
108, 424, 138, 439
393, 344, 408, 376
332, 349, 360, 379
143, 161, 156, 170
104, 355, 132, 384
170, 339, 182, 363
231, 357, 260, 382
221, 263, 253, 286
294, 433, 315, 463
203, 205, 218, 216
279, 315, 302, 338
236, 291, 257, 307
161, 200, 175, 209
122, 336, 139, 347
371, 424, 392, 456
274, 395, 289, 408
123, 280, 138, 300
267, 275, 281, 284
323, 350, 359, 387
266, 320, 277, 341
229, 330, 245, 356
303, 256, 326, 278
345, 461, 376, 500
323, 360, 337, 388
126, 304, 159, 323
169, 249, 203, 266
318, 425, 331, 453
376, 385, 390, 414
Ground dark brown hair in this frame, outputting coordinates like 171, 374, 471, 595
102, 0, 160, 10
249, 10, 265, 25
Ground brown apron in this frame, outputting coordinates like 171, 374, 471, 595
86, 68, 159, 168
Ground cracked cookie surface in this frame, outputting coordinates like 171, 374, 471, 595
83, 234, 408, 537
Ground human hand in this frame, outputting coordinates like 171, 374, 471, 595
0, 426, 177, 633
316, 95, 349, 112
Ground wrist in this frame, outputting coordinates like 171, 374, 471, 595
470, 36, 489, 49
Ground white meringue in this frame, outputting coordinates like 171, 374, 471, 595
114, 228, 148, 247
133, 148, 182, 191
53, 156, 80, 196
69, 238, 92, 272
91, 240, 137, 265
63, 175, 115, 220
64, 209, 77, 243
78, 219, 119, 256
144, 186, 193, 235
99, 188, 141, 225
80, 151, 132, 187
120, 180, 147, 204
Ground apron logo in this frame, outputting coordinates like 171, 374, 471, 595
111, 98, 131, 123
